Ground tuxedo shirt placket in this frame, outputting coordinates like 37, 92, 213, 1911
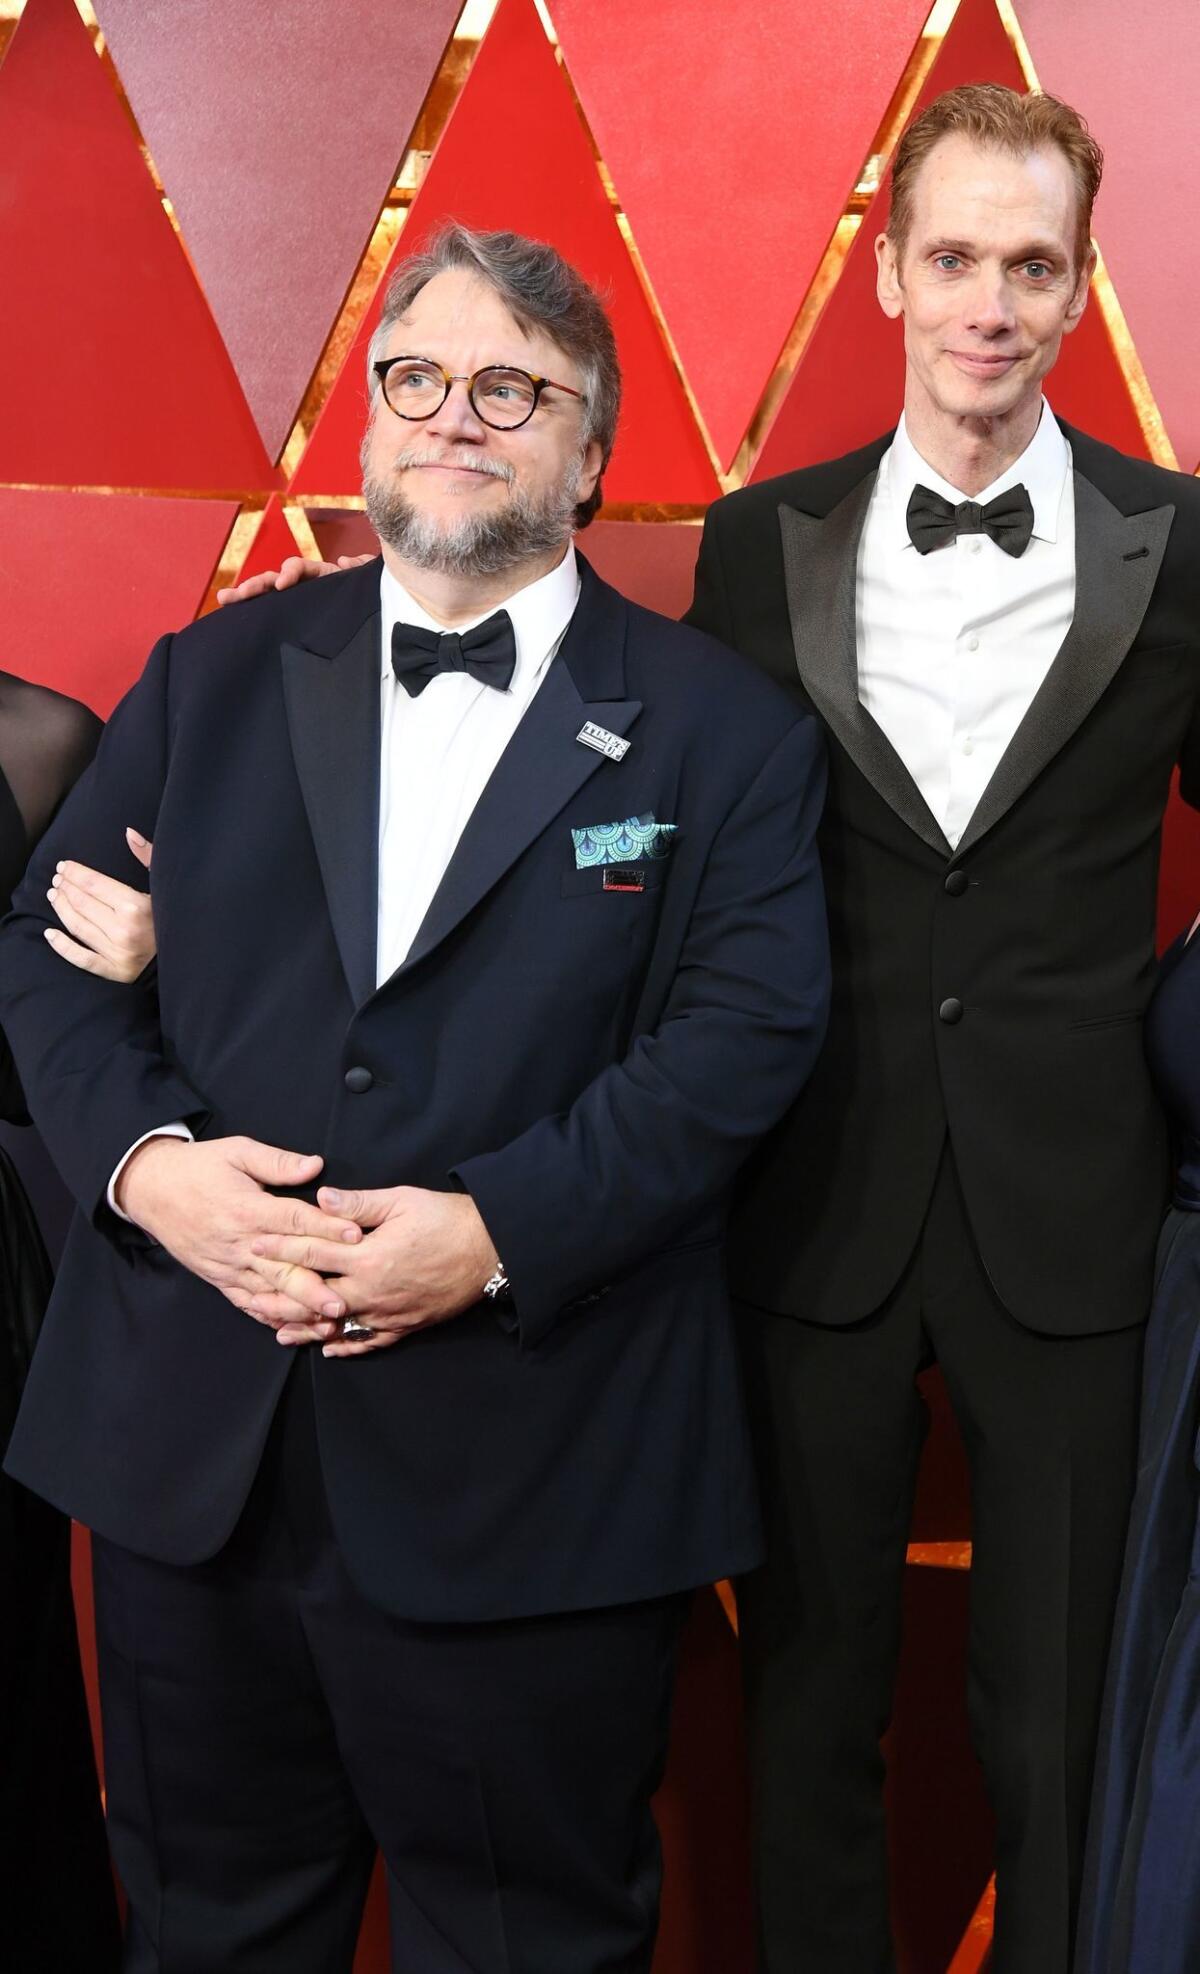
856, 402, 1076, 849
375, 550, 580, 983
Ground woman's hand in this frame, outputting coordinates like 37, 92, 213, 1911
44, 827, 156, 981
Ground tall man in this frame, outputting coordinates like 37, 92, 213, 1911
0, 225, 829, 1973
687, 85, 1200, 1974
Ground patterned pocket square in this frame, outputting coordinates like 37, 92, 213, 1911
571, 814, 679, 869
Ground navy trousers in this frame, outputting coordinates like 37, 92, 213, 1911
92, 1361, 685, 1974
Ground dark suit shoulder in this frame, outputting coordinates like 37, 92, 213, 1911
168, 558, 383, 674
622, 595, 805, 731
707, 435, 891, 536
1063, 423, 1200, 520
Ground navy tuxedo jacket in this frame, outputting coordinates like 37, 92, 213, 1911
0, 556, 829, 1622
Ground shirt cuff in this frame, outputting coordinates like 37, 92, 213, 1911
108, 1122, 194, 1222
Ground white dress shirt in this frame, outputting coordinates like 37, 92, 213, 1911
377, 546, 579, 981
856, 401, 1075, 848
109, 546, 581, 1214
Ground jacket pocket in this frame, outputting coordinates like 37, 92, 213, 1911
1068, 1009, 1143, 1031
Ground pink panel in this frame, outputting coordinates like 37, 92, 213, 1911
580, 522, 701, 622
291, 0, 718, 507
751, 0, 1150, 482
0, 490, 237, 716
308, 510, 380, 563
1014, 0, 1200, 472
94, 0, 461, 463
554, 0, 931, 470
0, 0, 274, 493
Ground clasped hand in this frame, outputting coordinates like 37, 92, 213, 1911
116, 1138, 497, 1358
252, 1184, 499, 1358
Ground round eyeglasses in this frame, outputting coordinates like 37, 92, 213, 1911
372, 356, 585, 432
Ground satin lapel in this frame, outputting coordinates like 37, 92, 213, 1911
281, 615, 381, 1007
393, 656, 642, 979
778, 487, 952, 856
955, 475, 1175, 855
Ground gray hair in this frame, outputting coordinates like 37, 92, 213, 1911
365, 222, 621, 529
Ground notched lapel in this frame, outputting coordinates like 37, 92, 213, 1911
778, 489, 951, 857
281, 616, 381, 1007
392, 658, 643, 979
956, 477, 1175, 855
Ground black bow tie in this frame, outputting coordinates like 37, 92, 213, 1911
906, 482, 1035, 558
390, 609, 517, 698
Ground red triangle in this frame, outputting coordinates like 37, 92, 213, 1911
0, 490, 237, 716
291, 0, 717, 506
0, 0, 276, 493
93, 0, 461, 462
553, 0, 932, 470
750, 0, 1150, 484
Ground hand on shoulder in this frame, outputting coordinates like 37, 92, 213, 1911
215, 553, 374, 607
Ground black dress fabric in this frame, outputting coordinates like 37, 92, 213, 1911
1077, 927, 1200, 1973
0, 672, 120, 1968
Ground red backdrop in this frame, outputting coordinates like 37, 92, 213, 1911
4, 2, 1200, 1967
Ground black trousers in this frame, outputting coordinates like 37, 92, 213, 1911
737, 1151, 1144, 1974
91, 1364, 685, 1974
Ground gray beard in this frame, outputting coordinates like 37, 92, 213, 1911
362, 450, 581, 578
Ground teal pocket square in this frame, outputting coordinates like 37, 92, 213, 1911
571, 814, 678, 869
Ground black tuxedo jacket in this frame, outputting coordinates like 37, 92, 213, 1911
688, 424, 1200, 1336
0, 558, 829, 1621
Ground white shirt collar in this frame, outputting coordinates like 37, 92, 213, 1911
379, 544, 581, 688
884, 400, 1071, 550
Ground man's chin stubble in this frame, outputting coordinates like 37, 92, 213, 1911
362, 470, 579, 578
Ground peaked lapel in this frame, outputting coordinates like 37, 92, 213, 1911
281, 572, 383, 1008
393, 560, 643, 980
954, 474, 1175, 854
778, 481, 952, 856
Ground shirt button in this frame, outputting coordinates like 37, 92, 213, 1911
944, 870, 969, 897
939, 997, 964, 1025
968, 538, 983, 554
967, 636, 980, 652
960, 738, 974, 756
344, 1066, 374, 1094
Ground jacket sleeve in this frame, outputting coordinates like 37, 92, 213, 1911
454, 711, 830, 1346
0, 635, 210, 1241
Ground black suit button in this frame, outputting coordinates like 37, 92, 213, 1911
938, 998, 964, 1025
344, 1066, 374, 1093
944, 869, 969, 897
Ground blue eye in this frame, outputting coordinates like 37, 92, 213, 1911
935, 254, 961, 271
1024, 261, 1050, 279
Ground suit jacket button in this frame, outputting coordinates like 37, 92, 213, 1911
944, 869, 969, 896
938, 997, 964, 1025
344, 1066, 374, 1093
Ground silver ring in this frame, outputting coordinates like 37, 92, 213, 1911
339, 1318, 375, 1342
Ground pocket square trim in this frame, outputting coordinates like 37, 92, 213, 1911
571, 814, 678, 869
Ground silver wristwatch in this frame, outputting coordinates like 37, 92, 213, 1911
482, 1262, 510, 1301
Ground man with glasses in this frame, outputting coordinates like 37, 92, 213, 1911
0, 224, 829, 1972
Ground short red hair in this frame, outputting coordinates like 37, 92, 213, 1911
887, 83, 1103, 273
